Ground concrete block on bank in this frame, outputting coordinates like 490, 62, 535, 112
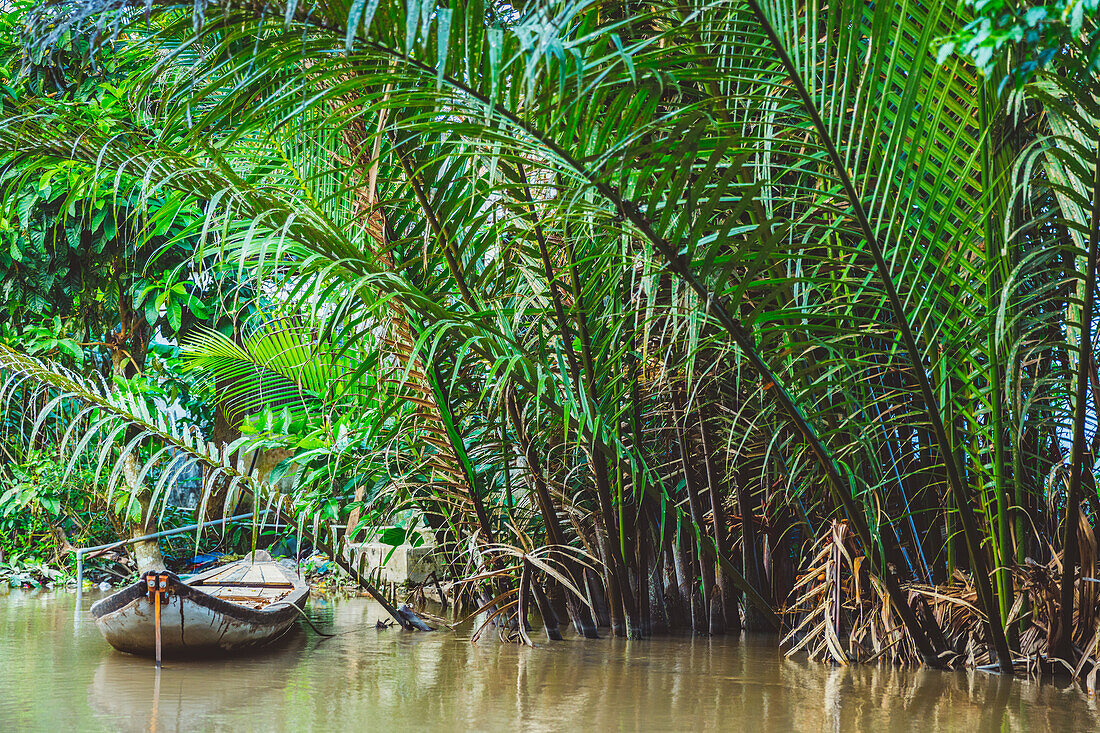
343, 541, 440, 585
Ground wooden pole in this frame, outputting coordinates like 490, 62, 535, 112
149, 573, 163, 668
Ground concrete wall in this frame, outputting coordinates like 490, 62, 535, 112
343, 537, 441, 585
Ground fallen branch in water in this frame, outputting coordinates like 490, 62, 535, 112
258, 499, 434, 633
397, 604, 435, 631
309, 532, 434, 632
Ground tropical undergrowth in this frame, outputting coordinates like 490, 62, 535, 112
1, 0, 1100, 683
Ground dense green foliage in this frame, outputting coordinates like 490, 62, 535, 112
0, 6, 223, 579
943, 0, 1100, 78
0, 453, 109, 581
3, 0, 1100, 678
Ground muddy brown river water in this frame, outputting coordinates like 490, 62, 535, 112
1, 588, 1098, 732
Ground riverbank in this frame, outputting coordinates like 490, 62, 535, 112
1, 590, 1096, 732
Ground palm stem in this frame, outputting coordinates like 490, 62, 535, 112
1058, 134, 1100, 661
742, 0, 1010, 672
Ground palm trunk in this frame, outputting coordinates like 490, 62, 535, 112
1056, 143, 1100, 661
505, 393, 599, 638
126, 442, 165, 573
675, 383, 714, 634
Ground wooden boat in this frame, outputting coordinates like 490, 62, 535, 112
90, 551, 309, 657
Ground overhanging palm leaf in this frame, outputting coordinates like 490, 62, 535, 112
0, 343, 269, 516
180, 320, 362, 426
20, 0, 964, 642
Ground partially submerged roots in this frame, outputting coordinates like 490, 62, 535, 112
783, 521, 1100, 689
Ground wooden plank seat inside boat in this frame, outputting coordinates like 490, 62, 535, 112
191, 561, 292, 586
200, 586, 292, 609
188, 562, 298, 608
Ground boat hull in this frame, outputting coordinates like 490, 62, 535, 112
90, 562, 309, 657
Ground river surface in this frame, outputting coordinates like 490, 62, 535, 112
1, 588, 1098, 732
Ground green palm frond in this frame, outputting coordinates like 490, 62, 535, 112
180, 320, 366, 426
0, 343, 273, 519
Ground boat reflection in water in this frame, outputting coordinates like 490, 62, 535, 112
87, 631, 306, 733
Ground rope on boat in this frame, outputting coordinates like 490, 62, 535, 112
266, 602, 337, 637
268, 601, 442, 639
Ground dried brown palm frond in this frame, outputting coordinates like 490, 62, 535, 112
907, 575, 989, 668
999, 538, 1100, 681
785, 521, 967, 668
783, 521, 856, 664
788, 518, 1100, 683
